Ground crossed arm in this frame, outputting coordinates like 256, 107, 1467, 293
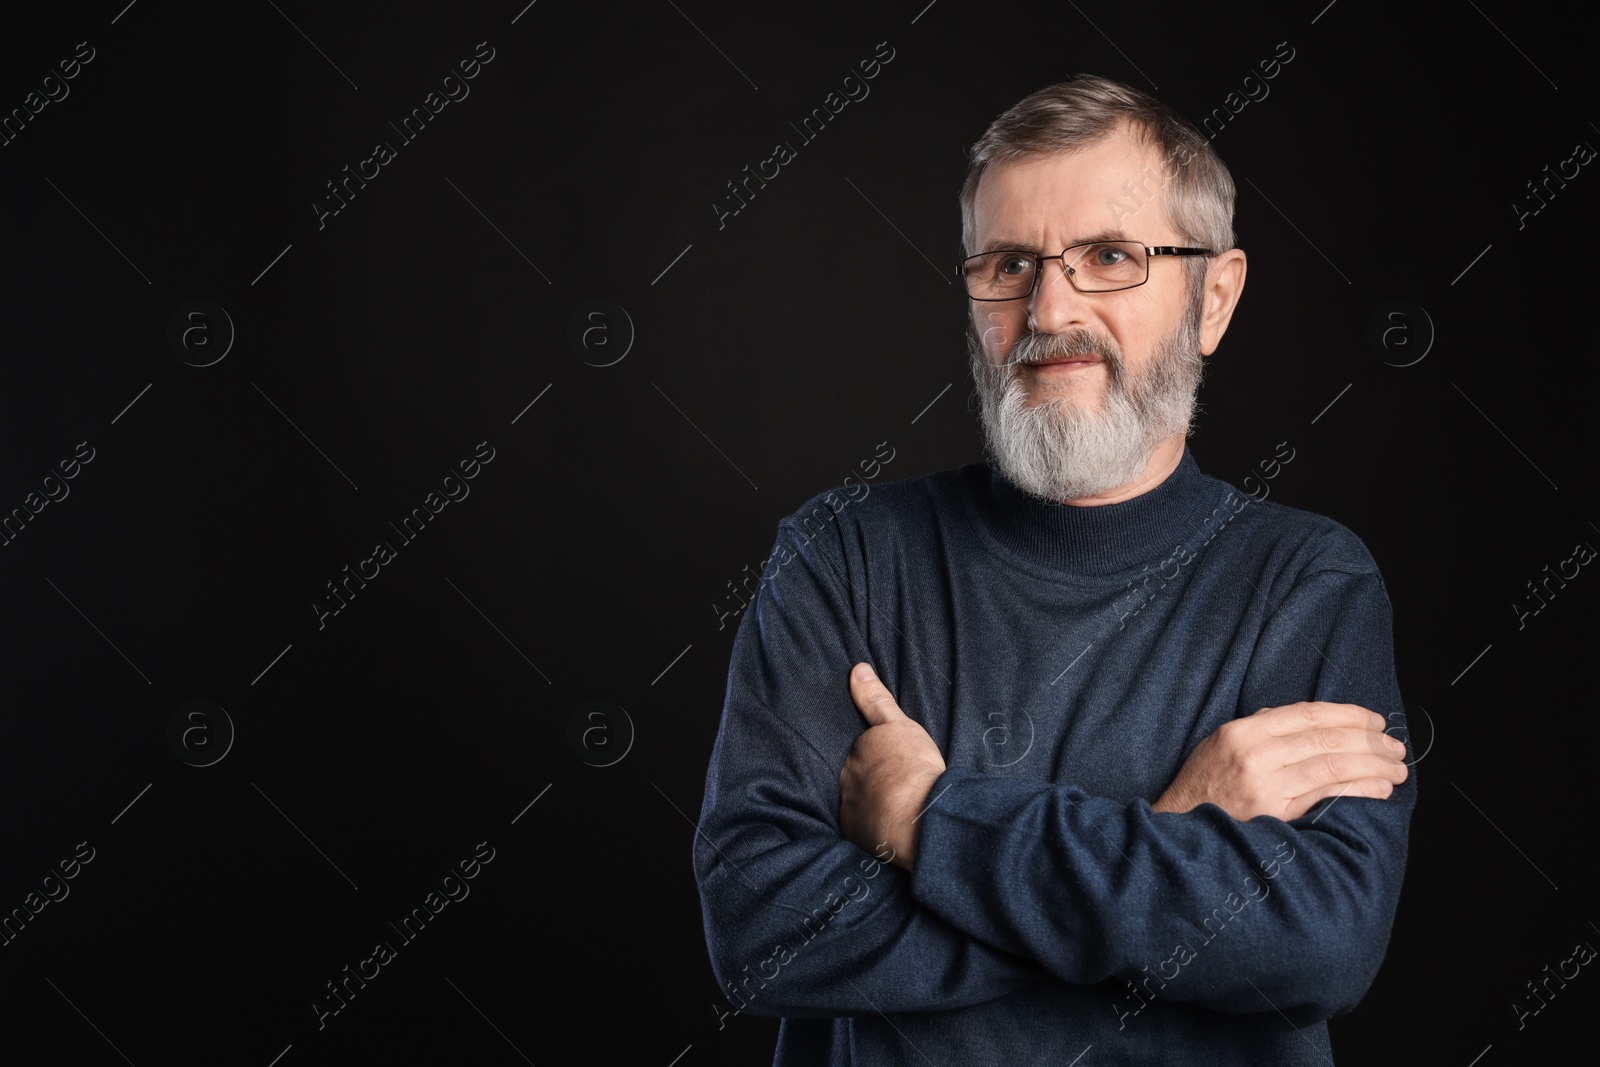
839, 660, 1409, 870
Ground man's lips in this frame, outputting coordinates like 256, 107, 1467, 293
1016, 354, 1102, 367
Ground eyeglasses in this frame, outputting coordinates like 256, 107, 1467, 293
959, 240, 1213, 300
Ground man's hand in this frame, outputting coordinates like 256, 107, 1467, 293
1152, 701, 1409, 822
838, 663, 947, 870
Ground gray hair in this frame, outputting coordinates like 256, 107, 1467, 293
960, 76, 1236, 289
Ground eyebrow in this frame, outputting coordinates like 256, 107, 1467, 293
975, 229, 1132, 255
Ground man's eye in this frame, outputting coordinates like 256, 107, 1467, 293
998, 255, 1034, 276
1093, 245, 1128, 266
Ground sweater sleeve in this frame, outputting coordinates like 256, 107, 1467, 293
907, 559, 1415, 1023
695, 520, 1045, 1018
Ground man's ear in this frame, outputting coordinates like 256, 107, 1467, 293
1198, 248, 1247, 356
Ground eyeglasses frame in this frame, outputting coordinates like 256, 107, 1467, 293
959, 242, 1215, 300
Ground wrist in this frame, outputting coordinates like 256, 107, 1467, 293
1150, 783, 1191, 814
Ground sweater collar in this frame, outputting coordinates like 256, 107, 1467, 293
969, 446, 1223, 577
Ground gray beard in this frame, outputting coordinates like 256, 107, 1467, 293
967, 300, 1205, 503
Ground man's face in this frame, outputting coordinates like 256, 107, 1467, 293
967, 125, 1207, 503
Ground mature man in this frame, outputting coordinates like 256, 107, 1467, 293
695, 76, 1413, 1065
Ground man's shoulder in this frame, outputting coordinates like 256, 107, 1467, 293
776, 463, 982, 540
1218, 485, 1383, 579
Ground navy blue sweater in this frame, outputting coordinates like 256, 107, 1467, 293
696, 449, 1414, 1065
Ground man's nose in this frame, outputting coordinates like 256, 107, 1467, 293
1027, 262, 1092, 335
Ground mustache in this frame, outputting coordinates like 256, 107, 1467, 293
1006, 330, 1125, 383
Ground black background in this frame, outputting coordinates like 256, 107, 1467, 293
1, 1, 1595, 1064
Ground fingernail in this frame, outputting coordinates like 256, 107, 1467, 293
857, 663, 876, 681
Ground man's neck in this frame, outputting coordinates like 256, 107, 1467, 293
1061, 435, 1186, 507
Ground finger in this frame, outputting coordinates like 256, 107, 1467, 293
1279, 749, 1409, 799
1283, 777, 1399, 821
849, 662, 906, 726
1253, 702, 1387, 736
1270, 725, 1409, 767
